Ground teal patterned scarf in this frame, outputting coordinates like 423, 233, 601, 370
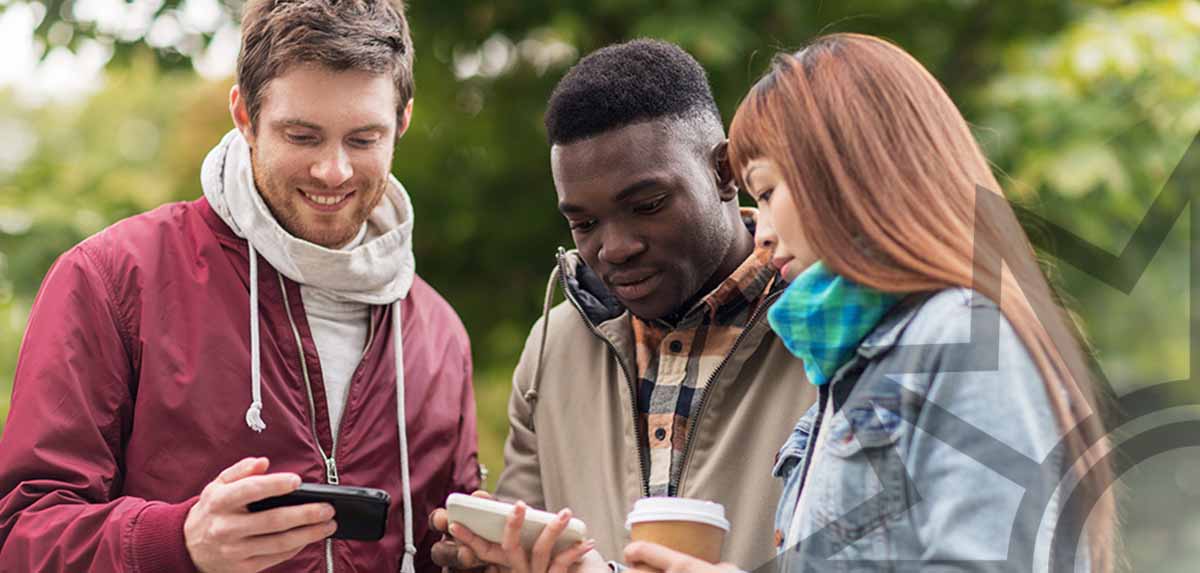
768, 262, 901, 385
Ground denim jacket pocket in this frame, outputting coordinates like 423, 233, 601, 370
824, 398, 903, 457
808, 396, 912, 557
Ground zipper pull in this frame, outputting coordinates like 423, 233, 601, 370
326, 457, 340, 485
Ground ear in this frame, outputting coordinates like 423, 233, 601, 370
710, 140, 738, 202
396, 98, 415, 140
229, 84, 256, 147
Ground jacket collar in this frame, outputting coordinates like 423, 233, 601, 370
557, 248, 626, 326
854, 294, 928, 359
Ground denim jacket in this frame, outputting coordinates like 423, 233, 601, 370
770, 289, 1087, 572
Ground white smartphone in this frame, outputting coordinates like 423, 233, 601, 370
445, 493, 588, 554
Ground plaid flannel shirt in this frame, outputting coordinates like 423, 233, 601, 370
631, 237, 777, 497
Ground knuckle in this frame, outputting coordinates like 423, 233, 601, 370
217, 543, 241, 561
458, 545, 479, 566
210, 521, 233, 541
306, 505, 329, 522
274, 508, 300, 530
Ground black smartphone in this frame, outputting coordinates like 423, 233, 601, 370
247, 483, 390, 541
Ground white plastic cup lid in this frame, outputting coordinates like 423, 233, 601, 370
625, 497, 730, 531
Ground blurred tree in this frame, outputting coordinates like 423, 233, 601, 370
0, 0, 1110, 381
977, 0, 1200, 392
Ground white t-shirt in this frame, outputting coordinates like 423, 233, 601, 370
301, 224, 370, 442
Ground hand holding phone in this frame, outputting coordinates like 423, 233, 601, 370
445, 494, 598, 573
446, 493, 587, 553
185, 458, 339, 573
249, 483, 390, 541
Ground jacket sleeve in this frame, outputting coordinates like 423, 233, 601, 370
0, 245, 199, 572
493, 317, 546, 509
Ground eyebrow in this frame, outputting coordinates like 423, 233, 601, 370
557, 177, 669, 215
273, 119, 389, 134
274, 118, 322, 131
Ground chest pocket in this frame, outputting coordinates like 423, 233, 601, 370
806, 394, 918, 560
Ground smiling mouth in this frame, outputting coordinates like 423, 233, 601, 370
299, 189, 354, 210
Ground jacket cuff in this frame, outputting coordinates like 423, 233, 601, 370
128, 497, 200, 573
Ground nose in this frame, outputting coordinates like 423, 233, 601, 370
755, 212, 778, 251
310, 144, 353, 189
598, 227, 647, 266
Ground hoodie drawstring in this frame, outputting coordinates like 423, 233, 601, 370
242, 250, 416, 573
393, 301, 417, 573
524, 263, 560, 413
245, 245, 267, 432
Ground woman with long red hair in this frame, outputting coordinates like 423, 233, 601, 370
625, 33, 1116, 572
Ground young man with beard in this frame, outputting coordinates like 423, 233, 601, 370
431, 40, 814, 572
0, 1, 479, 572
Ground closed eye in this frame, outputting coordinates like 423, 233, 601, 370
569, 219, 597, 232
633, 196, 667, 214
349, 137, 380, 149
286, 133, 319, 146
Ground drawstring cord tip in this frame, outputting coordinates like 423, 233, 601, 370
400, 546, 416, 573
245, 401, 266, 432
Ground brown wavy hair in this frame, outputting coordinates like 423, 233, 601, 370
237, 0, 414, 130
730, 33, 1116, 570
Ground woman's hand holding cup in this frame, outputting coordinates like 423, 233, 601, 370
623, 542, 742, 573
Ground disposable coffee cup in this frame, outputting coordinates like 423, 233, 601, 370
626, 498, 730, 568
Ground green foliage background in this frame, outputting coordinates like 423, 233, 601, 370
3, 0, 1200, 569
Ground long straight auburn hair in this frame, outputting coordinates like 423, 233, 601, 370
729, 33, 1115, 570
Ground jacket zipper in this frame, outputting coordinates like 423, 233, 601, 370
555, 250, 651, 496
674, 289, 783, 492
278, 273, 350, 573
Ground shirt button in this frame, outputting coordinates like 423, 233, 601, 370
655, 427, 667, 441
669, 340, 684, 353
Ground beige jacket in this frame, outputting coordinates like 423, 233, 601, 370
495, 249, 816, 569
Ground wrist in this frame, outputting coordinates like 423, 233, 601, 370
128, 497, 201, 573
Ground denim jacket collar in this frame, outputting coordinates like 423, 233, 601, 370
853, 294, 927, 360
772, 405, 818, 478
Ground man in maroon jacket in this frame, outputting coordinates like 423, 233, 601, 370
0, 1, 480, 572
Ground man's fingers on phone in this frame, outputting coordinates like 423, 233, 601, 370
430, 538, 458, 568
430, 507, 449, 532
432, 536, 483, 570
218, 473, 301, 509
470, 490, 494, 499
531, 509, 571, 573
237, 519, 337, 558
240, 502, 335, 537
450, 523, 508, 567
457, 540, 485, 569
217, 457, 269, 484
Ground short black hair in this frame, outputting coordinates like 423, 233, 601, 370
545, 39, 722, 145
